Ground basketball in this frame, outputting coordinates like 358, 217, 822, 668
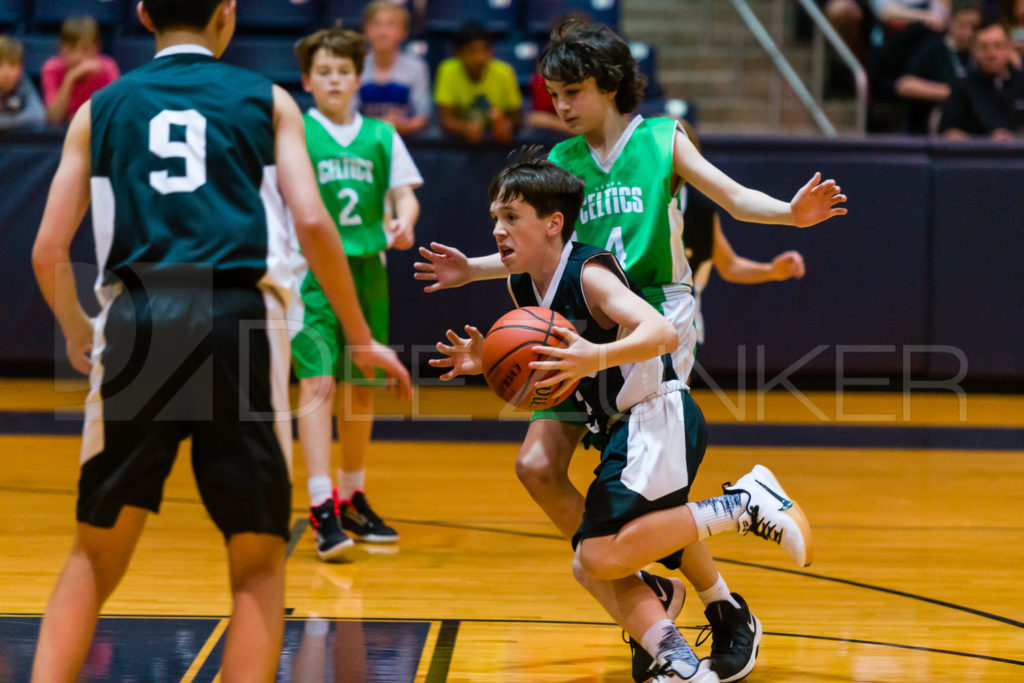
481, 307, 580, 411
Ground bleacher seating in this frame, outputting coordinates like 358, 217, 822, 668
0, 0, 29, 29
235, 0, 322, 32
220, 36, 302, 87
524, 0, 619, 37
31, 0, 123, 27
424, 0, 517, 35
323, 0, 377, 29
18, 32, 57, 80
110, 33, 151, 73
493, 38, 539, 89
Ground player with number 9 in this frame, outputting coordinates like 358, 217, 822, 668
29, 1, 410, 680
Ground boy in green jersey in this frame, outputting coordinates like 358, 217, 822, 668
291, 28, 423, 561
30, 1, 410, 679
415, 20, 845, 683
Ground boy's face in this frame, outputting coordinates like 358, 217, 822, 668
365, 9, 407, 52
491, 196, 560, 274
59, 38, 99, 70
303, 49, 360, 118
0, 60, 22, 94
457, 39, 492, 80
948, 10, 979, 51
545, 77, 617, 134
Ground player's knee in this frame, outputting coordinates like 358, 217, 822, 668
577, 539, 630, 581
515, 446, 567, 492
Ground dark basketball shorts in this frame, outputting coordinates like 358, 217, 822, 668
78, 283, 293, 541
573, 387, 707, 571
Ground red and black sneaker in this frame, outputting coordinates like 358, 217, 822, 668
339, 491, 399, 543
309, 491, 354, 561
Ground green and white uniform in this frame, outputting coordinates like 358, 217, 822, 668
290, 110, 422, 382
548, 115, 697, 387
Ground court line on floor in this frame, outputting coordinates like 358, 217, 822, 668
6, 483, 1021, 634
424, 619, 460, 683
179, 618, 228, 683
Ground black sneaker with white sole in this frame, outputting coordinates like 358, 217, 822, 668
698, 593, 761, 682
628, 570, 687, 682
340, 491, 399, 543
309, 495, 354, 561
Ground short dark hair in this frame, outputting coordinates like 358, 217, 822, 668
489, 147, 585, 243
975, 19, 1010, 39
539, 19, 646, 114
295, 27, 366, 75
453, 21, 492, 51
142, 0, 223, 33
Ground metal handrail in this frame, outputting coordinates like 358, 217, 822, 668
794, 0, 868, 134
725, 0, 837, 136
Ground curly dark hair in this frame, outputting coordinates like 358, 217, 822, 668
538, 19, 646, 114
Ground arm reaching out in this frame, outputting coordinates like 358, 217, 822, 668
413, 242, 506, 292
672, 128, 847, 227
273, 86, 411, 399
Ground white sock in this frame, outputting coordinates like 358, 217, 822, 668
304, 616, 329, 636
686, 493, 746, 541
640, 620, 697, 675
338, 469, 365, 501
308, 476, 333, 508
697, 573, 741, 609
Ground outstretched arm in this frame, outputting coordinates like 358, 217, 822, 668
32, 103, 94, 375
712, 218, 805, 284
672, 130, 847, 227
413, 243, 506, 292
273, 86, 411, 398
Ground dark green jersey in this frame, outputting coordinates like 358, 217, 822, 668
90, 49, 289, 300
509, 242, 669, 434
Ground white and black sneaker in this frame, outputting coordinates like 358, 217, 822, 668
340, 491, 399, 543
697, 594, 762, 682
309, 494, 355, 561
724, 464, 814, 567
629, 571, 687, 682
648, 657, 720, 682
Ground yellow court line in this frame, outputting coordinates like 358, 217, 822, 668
179, 617, 228, 683
413, 620, 443, 683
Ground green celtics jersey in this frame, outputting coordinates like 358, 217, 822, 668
304, 111, 393, 256
548, 116, 691, 301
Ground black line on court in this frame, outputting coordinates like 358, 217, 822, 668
285, 518, 308, 560
425, 619, 460, 683
711, 557, 1024, 630
6, 410, 1024, 450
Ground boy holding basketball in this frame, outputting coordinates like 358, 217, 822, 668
432, 153, 813, 683
291, 27, 423, 561
417, 19, 844, 682
30, 1, 410, 679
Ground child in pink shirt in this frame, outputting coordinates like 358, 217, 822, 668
42, 15, 119, 124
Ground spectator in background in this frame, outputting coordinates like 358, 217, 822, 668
357, 1, 430, 136
42, 15, 119, 125
0, 36, 45, 132
940, 20, 1024, 138
997, 0, 1024, 59
435, 21, 521, 144
895, 3, 980, 133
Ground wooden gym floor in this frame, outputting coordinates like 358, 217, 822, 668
1, 379, 1022, 681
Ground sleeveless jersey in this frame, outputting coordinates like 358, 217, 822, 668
509, 242, 670, 435
89, 52, 289, 304
303, 113, 393, 256
548, 116, 692, 305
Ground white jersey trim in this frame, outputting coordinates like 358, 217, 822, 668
587, 115, 644, 174
535, 241, 574, 308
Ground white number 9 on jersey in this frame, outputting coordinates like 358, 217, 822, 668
148, 109, 207, 195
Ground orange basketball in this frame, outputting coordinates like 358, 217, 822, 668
481, 307, 580, 411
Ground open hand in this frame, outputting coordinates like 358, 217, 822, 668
790, 172, 847, 227
413, 242, 472, 292
528, 326, 598, 403
429, 325, 484, 380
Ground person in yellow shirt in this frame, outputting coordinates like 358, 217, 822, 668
435, 21, 521, 144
